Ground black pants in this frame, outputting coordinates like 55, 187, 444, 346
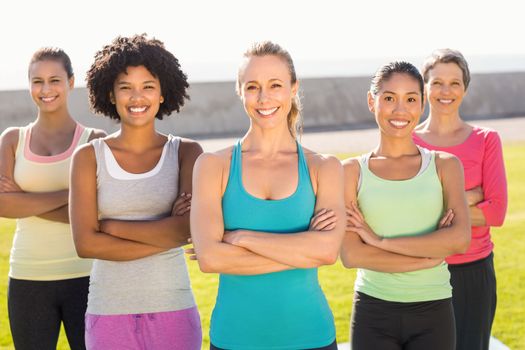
8, 276, 90, 350
351, 292, 455, 350
449, 253, 497, 350
211, 339, 337, 350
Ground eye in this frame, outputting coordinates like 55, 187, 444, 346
51, 79, 60, 83
408, 97, 417, 103
144, 85, 155, 90
452, 82, 460, 86
246, 85, 258, 91
271, 83, 282, 88
432, 81, 441, 85
384, 96, 394, 102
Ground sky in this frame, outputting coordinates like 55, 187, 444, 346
1, 0, 524, 90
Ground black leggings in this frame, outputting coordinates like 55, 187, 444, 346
449, 253, 497, 350
8, 276, 89, 350
351, 292, 455, 350
211, 339, 337, 350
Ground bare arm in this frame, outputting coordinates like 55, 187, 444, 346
70, 144, 167, 261
190, 152, 293, 275
0, 128, 68, 218
340, 157, 443, 272
349, 153, 471, 258
101, 140, 203, 249
224, 155, 346, 268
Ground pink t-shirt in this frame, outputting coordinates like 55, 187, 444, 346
413, 126, 508, 264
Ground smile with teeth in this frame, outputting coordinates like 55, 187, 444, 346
389, 119, 410, 128
438, 98, 454, 104
40, 96, 57, 103
129, 106, 148, 113
257, 107, 279, 116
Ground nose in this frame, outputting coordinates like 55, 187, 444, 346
394, 100, 408, 113
129, 88, 143, 101
257, 88, 269, 103
41, 82, 51, 94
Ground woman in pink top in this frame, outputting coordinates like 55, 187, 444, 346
413, 48, 508, 350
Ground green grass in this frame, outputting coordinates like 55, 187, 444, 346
1, 143, 524, 350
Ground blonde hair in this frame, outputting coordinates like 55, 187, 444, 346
237, 41, 302, 138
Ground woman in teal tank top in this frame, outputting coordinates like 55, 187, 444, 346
340, 62, 471, 350
190, 42, 346, 350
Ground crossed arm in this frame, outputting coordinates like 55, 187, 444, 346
190, 152, 346, 275
70, 140, 202, 261
340, 154, 470, 273
0, 128, 106, 222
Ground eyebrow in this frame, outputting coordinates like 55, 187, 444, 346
116, 80, 157, 85
245, 78, 284, 84
31, 75, 62, 80
383, 90, 420, 95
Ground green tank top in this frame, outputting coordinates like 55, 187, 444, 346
210, 140, 335, 349
354, 147, 452, 302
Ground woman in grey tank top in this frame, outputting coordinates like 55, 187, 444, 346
70, 34, 203, 350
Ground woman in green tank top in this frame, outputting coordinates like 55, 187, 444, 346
190, 41, 346, 350
340, 62, 470, 350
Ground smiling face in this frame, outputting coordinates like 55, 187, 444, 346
426, 62, 466, 115
369, 72, 424, 138
238, 55, 298, 134
29, 60, 73, 114
111, 65, 163, 127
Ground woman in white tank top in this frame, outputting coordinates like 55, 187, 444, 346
70, 34, 203, 350
0, 48, 105, 350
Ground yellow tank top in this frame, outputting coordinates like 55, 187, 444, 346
10, 123, 93, 280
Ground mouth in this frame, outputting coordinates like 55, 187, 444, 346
388, 119, 410, 129
437, 98, 454, 105
40, 96, 58, 103
257, 107, 279, 117
128, 106, 149, 114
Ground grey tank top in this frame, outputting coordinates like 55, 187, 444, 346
87, 135, 195, 315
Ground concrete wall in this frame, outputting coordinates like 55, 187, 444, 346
2, 72, 525, 137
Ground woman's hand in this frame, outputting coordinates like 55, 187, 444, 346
438, 209, 455, 228
346, 201, 382, 247
465, 186, 484, 206
309, 208, 337, 231
0, 175, 22, 193
172, 192, 192, 216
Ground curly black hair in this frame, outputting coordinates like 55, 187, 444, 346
86, 34, 189, 120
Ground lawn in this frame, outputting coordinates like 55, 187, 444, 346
0, 143, 523, 350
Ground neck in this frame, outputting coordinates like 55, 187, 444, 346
422, 108, 465, 135
116, 123, 162, 151
242, 125, 296, 157
375, 133, 419, 158
34, 107, 75, 131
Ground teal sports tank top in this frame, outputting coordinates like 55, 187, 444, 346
354, 147, 452, 302
210, 141, 336, 350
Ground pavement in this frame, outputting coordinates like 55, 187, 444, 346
198, 116, 525, 154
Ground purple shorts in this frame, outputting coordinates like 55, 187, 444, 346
85, 306, 202, 350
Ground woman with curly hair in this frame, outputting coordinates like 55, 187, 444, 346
70, 34, 203, 349
190, 41, 345, 350
413, 49, 508, 350
0, 47, 105, 350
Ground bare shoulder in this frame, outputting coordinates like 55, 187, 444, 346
434, 151, 463, 177
72, 142, 96, 163
341, 156, 361, 179
178, 137, 204, 157
0, 127, 20, 147
195, 146, 234, 173
302, 147, 342, 172
87, 128, 107, 141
